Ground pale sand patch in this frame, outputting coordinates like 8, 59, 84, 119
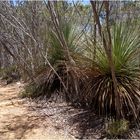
0, 82, 75, 140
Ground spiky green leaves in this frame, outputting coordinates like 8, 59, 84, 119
85, 22, 140, 120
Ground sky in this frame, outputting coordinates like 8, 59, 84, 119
71, 0, 90, 4
11, 0, 90, 5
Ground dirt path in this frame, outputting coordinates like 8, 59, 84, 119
0, 83, 75, 140
1, 82, 139, 139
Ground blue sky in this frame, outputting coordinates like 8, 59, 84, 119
68, 0, 90, 5
12, 0, 90, 5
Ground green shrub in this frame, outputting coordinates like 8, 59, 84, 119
106, 119, 129, 138
0, 65, 18, 79
84, 22, 140, 120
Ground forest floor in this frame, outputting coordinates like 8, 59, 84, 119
0, 82, 140, 140
0, 82, 104, 140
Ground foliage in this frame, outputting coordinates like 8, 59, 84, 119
48, 19, 82, 65
84, 22, 140, 120
106, 119, 129, 138
0, 65, 19, 79
22, 63, 88, 106
22, 68, 55, 98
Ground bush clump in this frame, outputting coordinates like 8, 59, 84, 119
106, 119, 129, 138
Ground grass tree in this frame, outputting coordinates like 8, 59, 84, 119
23, 1, 87, 102
84, 20, 140, 120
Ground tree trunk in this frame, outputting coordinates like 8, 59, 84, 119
90, 1, 121, 118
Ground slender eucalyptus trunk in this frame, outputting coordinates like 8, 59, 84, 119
90, 1, 120, 118
47, 1, 75, 65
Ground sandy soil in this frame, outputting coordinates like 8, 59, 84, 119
0, 82, 75, 140
1, 82, 139, 140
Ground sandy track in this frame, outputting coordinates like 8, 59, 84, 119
0, 83, 75, 140
1, 83, 140, 139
